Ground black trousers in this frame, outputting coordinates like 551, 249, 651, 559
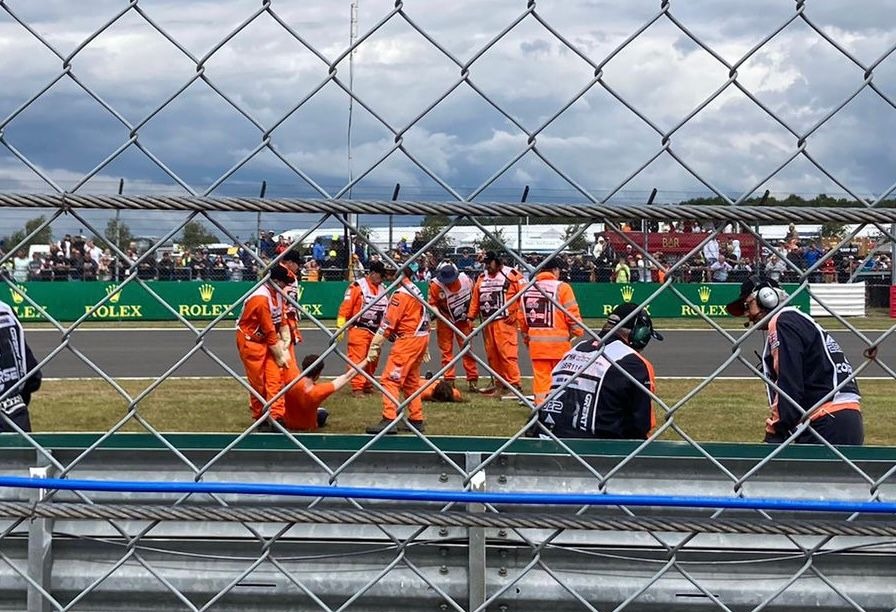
765, 410, 864, 446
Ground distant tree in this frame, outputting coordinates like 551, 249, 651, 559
563, 223, 589, 251
418, 214, 454, 257
102, 218, 134, 251
2, 216, 53, 253
474, 227, 508, 254
179, 221, 219, 250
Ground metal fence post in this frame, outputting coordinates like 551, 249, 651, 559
27, 454, 55, 612
466, 453, 486, 611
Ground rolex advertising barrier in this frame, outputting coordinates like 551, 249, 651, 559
5, 281, 808, 322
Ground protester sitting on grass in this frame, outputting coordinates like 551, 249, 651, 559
281, 354, 369, 432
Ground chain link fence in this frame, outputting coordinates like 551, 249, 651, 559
1, 1, 895, 610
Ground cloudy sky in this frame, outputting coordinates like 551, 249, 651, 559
1, 0, 895, 239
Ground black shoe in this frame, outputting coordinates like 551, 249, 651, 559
257, 417, 285, 433
365, 418, 397, 435
400, 419, 426, 433
317, 408, 329, 428
254, 420, 273, 433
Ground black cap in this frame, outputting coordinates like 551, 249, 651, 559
368, 261, 386, 275
484, 251, 501, 264
281, 249, 304, 264
543, 256, 566, 271
607, 302, 664, 342
725, 275, 779, 317
268, 264, 294, 285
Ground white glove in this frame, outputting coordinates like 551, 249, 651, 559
422, 351, 431, 364
270, 342, 290, 368
367, 343, 381, 362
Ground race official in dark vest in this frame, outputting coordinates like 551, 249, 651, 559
726, 275, 863, 445
0, 299, 42, 432
533, 302, 662, 439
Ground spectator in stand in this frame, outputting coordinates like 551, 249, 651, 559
274, 236, 289, 256
804, 242, 824, 281
626, 255, 639, 281
710, 254, 733, 282
765, 253, 787, 282
730, 239, 742, 264
259, 231, 276, 259
702, 235, 721, 265
456, 248, 475, 273
350, 253, 365, 281
50, 245, 69, 280
157, 252, 175, 281
311, 239, 325, 265
397, 237, 411, 256
821, 253, 837, 283
568, 255, 588, 282
85, 239, 102, 265
81, 251, 98, 281
190, 249, 209, 281
592, 234, 616, 281
653, 253, 666, 283
635, 254, 650, 283
332, 235, 347, 264
322, 250, 343, 281
353, 236, 368, 266
411, 231, 426, 254
785, 223, 799, 242
137, 251, 157, 280
98, 249, 113, 281
59, 234, 73, 260
302, 258, 321, 282
12, 250, 29, 283
613, 255, 631, 284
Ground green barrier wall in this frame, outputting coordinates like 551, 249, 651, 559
4, 281, 808, 322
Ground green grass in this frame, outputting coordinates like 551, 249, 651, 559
29, 378, 896, 445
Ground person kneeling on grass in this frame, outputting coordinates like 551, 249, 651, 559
280, 354, 369, 432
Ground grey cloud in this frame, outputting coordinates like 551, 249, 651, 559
1, 0, 894, 241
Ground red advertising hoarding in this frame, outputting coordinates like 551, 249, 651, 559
604, 232, 757, 260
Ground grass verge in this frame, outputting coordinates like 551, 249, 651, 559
29, 378, 896, 445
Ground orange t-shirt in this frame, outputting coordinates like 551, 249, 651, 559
283, 377, 336, 430
418, 379, 462, 401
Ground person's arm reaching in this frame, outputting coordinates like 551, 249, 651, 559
331, 359, 370, 391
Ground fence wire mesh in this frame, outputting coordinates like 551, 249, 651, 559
0, 1, 895, 610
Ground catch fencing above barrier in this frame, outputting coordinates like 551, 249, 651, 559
1, 1, 896, 611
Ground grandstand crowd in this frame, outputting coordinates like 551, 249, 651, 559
0, 223, 891, 285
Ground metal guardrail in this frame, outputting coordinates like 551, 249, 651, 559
0, 435, 895, 611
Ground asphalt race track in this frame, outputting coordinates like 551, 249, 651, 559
25, 326, 895, 380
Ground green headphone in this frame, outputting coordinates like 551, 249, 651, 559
628, 310, 655, 350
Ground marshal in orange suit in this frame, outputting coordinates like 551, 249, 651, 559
518, 257, 584, 405
235, 265, 295, 429
428, 262, 479, 391
467, 251, 523, 395
365, 264, 431, 435
336, 261, 388, 396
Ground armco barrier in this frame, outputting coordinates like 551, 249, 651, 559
5, 281, 808, 322
0, 434, 894, 612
